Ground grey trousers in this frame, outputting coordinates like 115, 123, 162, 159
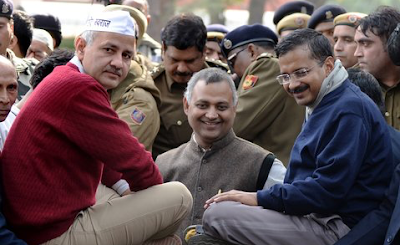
202, 201, 350, 245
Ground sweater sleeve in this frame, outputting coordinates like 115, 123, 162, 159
257, 113, 372, 214
62, 79, 162, 191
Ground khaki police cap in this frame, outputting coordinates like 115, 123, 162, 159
103, 4, 147, 43
277, 13, 311, 35
333, 12, 367, 27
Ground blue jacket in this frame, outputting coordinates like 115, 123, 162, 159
0, 180, 27, 245
334, 161, 400, 245
257, 80, 394, 228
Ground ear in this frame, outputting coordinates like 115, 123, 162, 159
75, 36, 87, 60
247, 44, 258, 61
8, 34, 18, 49
183, 97, 189, 116
324, 56, 335, 75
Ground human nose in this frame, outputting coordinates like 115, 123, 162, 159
177, 62, 189, 73
334, 40, 343, 51
287, 77, 301, 90
0, 89, 10, 104
110, 54, 123, 69
354, 44, 362, 57
205, 107, 218, 119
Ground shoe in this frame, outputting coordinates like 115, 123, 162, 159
187, 233, 232, 245
143, 234, 182, 245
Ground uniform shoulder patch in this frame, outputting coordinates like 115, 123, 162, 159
131, 108, 146, 125
150, 64, 165, 80
257, 52, 275, 60
242, 75, 258, 90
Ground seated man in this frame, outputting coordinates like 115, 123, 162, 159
195, 28, 393, 245
0, 10, 192, 245
156, 67, 286, 238
0, 55, 26, 244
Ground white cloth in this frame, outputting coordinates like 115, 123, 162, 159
0, 105, 19, 150
85, 10, 137, 38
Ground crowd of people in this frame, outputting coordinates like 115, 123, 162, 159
0, 0, 400, 244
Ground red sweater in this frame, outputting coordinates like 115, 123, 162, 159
0, 63, 163, 245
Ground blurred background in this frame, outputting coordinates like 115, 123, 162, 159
16, 0, 400, 49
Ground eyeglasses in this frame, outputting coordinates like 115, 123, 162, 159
276, 65, 317, 85
227, 47, 247, 68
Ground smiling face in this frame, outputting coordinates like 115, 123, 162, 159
278, 45, 334, 106
333, 25, 358, 68
183, 79, 236, 149
76, 31, 136, 90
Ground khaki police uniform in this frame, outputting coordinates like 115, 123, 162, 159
381, 82, 400, 130
7, 49, 38, 100
109, 55, 161, 152
233, 53, 305, 166
151, 60, 228, 159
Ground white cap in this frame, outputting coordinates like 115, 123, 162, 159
32, 28, 54, 51
85, 10, 137, 38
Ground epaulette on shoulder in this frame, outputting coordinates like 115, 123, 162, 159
256, 52, 276, 61
150, 64, 165, 79
205, 58, 230, 73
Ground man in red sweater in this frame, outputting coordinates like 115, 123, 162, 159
0, 10, 192, 245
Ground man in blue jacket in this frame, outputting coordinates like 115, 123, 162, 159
192, 28, 394, 245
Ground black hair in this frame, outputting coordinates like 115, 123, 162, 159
388, 23, 400, 66
275, 28, 333, 64
347, 68, 386, 115
359, 6, 400, 49
30, 49, 74, 89
12, 10, 33, 57
161, 14, 206, 52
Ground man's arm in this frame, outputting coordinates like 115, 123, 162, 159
64, 82, 162, 191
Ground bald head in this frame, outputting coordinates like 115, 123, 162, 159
0, 55, 18, 121
123, 0, 150, 23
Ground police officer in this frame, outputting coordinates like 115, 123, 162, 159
205, 24, 229, 62
308, 4, 346, 46
276, 13, 310, 39
0, 0, 38, 100
333, 12, 367, 69
151, 14, 229, 159
122, 0, 162, 63
221, 24, 304, 166
104, 4, 161, 152
273, 0, 314, 39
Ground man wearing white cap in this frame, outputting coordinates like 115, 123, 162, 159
26, 28, 54, 61
0, 10, 192, 245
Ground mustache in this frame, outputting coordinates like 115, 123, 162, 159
288, 84, 309, 93
105, 66, 122, 77
173, 71, 193, 77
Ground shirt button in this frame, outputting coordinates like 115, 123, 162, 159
385, 112, 390, 117
387, 235, 393, 243
197, 187, 202, 192
202, 159, 207, 164
177, 120, 182, 125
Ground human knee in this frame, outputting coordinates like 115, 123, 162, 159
163, 181, 193, 208
203, 201, 235, 228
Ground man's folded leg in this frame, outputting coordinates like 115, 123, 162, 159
41, 181, 193, 245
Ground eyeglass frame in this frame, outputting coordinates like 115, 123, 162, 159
276, 64, 322, 85
227, 46, 247, 69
